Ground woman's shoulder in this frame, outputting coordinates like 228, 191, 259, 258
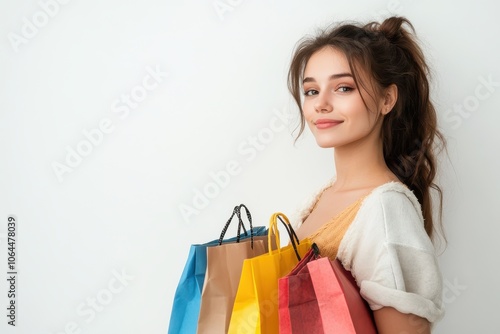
360, 181, 425, 228
340, 181, 434, 261
363, 181, 422, 211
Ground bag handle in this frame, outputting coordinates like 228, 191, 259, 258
311, 242, 321, 258
268, 212, 302, 261
218, 204, 252, 246
277, 215, 302, 261
236, 204, 254, 248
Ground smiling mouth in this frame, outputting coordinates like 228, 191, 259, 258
314, 120, 343, 129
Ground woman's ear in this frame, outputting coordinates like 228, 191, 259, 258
381, 84, 398, 115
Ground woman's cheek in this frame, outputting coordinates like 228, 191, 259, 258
302, 101, 315, 120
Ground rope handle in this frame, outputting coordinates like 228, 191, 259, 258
218, 204, 252, 246
236, 204, 253, 248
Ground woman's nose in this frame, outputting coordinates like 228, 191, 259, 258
314, 92, 333, 113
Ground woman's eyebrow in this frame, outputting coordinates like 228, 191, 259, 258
303, 73, 353, 84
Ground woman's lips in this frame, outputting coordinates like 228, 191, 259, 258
314, 119, 343, 129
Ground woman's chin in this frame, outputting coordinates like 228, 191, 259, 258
315, 139, 336, 149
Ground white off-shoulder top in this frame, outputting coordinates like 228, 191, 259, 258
299, 181, 445, 323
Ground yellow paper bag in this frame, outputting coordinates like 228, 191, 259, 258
228, 212, 311, 334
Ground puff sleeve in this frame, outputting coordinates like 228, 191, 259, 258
337, 183, 445, 323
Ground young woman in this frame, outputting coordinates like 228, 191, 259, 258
290, 16, 445, 333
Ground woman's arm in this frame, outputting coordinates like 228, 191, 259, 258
374, 307, 431, 334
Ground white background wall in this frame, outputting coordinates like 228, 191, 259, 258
1, 0, 499, 333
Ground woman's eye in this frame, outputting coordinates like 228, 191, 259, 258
304, 89, 318, 96
337, 86, 353, 93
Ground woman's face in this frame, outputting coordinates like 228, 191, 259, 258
302, 47, 385, 149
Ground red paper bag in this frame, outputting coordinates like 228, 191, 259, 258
278, 245, 377, 333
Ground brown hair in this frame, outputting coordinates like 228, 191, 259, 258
288, 16, 446, 240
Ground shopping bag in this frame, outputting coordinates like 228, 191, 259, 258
278, 245, 318, 333
278, 243, 377, 334
197, 204, 271, 334
168, 205, 268, 334
228, 212, 312, 334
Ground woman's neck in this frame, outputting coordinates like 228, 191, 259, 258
332, 137, 397, 192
